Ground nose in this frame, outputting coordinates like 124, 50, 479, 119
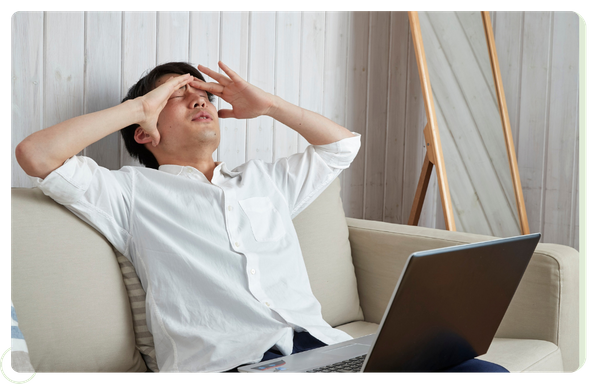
193, 98, 206, 109
187, 89, 207, 109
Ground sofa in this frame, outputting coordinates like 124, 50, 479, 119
11, 178, 579, 372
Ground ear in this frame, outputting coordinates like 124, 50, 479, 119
134, 126, 153, 145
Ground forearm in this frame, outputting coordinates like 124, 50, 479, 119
16, 99, 143, 179
266, 96, 355, 146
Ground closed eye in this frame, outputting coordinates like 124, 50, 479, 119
170, 85, 186, 99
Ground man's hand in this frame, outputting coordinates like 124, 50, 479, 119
137, 73, 193, 147
193, 61, 354, 146
194, 62, 276, 120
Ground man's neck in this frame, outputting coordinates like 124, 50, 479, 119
158, 156, 218, 182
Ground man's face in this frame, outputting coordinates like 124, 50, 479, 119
152, 73, 220, 155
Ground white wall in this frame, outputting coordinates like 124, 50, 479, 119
11, 11, 580, 250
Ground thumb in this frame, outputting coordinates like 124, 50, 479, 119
150, 131, 161, 147
218, 109, 235, 119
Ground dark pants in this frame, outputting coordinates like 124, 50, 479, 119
229, 331, 509, 372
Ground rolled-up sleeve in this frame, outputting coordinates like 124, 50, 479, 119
263, 133, 361, 219
31, 156, 99, 205
30, 156, 133, 256
312, 133, 362, 170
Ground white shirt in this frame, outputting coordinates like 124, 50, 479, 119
32, 133, 361, 372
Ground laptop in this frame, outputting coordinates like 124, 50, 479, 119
238, 233, 541, 372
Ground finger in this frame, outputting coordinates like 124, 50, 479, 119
147, 129, 161, 147
173, 74, 194, 91
218, 61, 243, 82
189, 79, 225, 95
197, 64, 232, 85
218, 109, 235, 119
163, 73, 192, 88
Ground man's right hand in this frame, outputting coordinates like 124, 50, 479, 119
136, 73, 193, 147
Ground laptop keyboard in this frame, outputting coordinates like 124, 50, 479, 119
307, 354, 367, 373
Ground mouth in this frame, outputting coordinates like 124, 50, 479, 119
192, 111, 213, 122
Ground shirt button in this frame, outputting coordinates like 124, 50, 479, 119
235, 242, 240, 247
228, 205, 233, 211
186, 168, 193, 173
265, 302, 270, 307
250, 269, 256, 275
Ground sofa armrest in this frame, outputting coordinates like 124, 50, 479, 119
346, 218, 579, 371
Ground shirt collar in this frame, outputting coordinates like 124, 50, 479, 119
158, 162, 242, 178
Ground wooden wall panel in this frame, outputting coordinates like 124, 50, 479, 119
84, 12, 122, 170
11, 12, 44, 188
10, 11, 580, 249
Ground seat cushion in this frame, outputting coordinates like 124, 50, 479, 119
293, 178, 364, 327
479, 338, 564, 372
336, 321, 564, 372
335, 321, 379, 338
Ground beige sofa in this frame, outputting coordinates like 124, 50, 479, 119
11, 178, 579, 372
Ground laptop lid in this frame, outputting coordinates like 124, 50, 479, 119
363, 233, 540, 372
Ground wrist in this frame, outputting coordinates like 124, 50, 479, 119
265, 94, 284, 119
125, 98, 146, 126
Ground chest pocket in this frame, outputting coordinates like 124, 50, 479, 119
238, 197, 287, 242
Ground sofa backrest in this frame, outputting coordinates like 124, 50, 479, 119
11, 187, 147, 372
11, 177, 362, 372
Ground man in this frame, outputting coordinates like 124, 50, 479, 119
16, 61, 360, 372
16, 61, 506, 373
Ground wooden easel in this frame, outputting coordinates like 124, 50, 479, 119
407, 12, 456, 231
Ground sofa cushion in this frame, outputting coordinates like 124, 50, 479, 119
293, 178, 364, 327
480, 338, 564, 372
335, 321, 379, 338
115, 253, 158, 372
11, 188, 147, 372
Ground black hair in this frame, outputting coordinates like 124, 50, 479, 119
120, 62, 214, 169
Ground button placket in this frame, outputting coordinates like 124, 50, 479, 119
220, 186, 242, 252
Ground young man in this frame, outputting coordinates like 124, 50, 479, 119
16, 61, 506, 373
16, 61, 360, 372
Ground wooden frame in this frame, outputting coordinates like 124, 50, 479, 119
407, 11, 529, 235
407, 12, 456, 231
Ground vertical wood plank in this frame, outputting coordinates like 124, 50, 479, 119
273, 12, 301, 160
323, 12, 348, 128
219, 12, 249, 168
343, 12, 369, 219
84, 12, 122, 170
516, 12, 552, 239
384, 12, 409, 223
323, 12, 349, 200
189, 12, 220, 71
156, 12, 189, 64
542, 12, 579, 246
44, 12, 85, 144
298, 12, 325, 153
189, 12, 220, 162
247, 12, 276, 163
364, 12, 391, 221
121, 12, 157, 167
11, 12, 44, 188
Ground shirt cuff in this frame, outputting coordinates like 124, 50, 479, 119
30, 156, 96, 205
312, 133, 361, 170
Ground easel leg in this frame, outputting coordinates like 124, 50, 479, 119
408, 156, 434, 226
